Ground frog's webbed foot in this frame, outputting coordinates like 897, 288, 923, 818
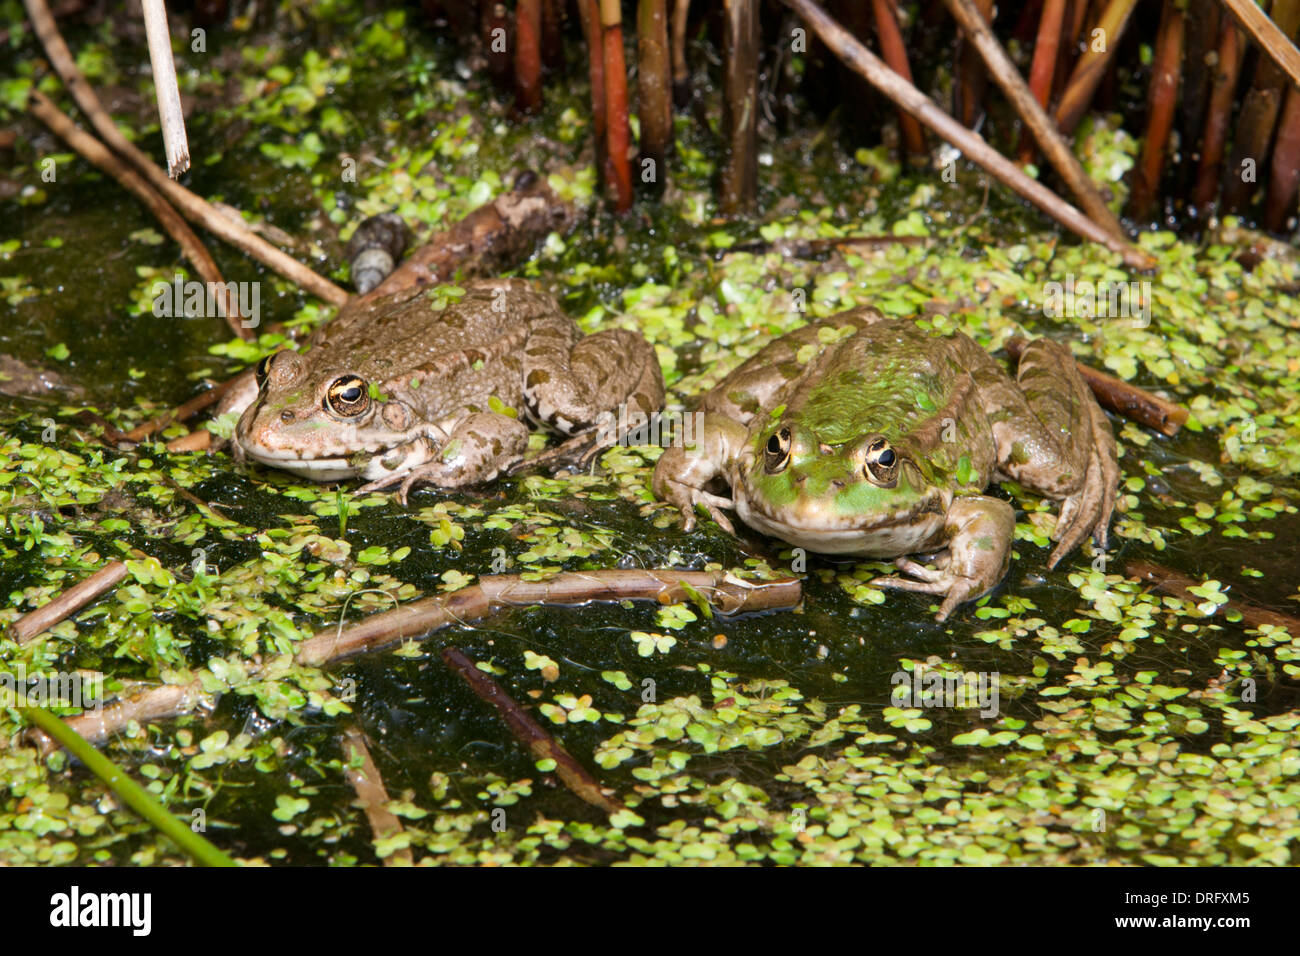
656, 479, 735, 535
1045, 400, 1119, 567
505, 428, 606, 478
871, 496, 1014, 622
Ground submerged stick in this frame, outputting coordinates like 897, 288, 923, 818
1127, 561, 1300, 633
442, 647, 624, 815
298, 570, 803, 665
27, 91, 249, 339
11, 560, 128, 644
720, 0, 760, 214
1126, 0, 1185, 219
780, 0, 1155, 269
1005, 336, 1188, 436
47, 571, 801, 748
942, 0, 1131, 251
341, 726, 412, 865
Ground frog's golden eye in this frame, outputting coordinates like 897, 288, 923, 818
764, 427, 792, 473
863, 437, 899, 486
325, 375, 370, 418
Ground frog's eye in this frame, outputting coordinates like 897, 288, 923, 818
764, 427, 792, 473
254, 354, 274, 389
863, 437, 899, 486
325, 375, 371, 418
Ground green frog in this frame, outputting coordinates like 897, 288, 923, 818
652, 308, 1119, 620
234, 278, 664, 498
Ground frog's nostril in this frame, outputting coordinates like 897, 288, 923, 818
830, 479, 845, 490
280, 410, 296, 423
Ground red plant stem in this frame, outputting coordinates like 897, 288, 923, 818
1016, 0, 1067, 164
1054, 0, 1139, 136
600, 0, 634, 212
1127, 0, 1184, 218
577, 0, 608, 192
515, 0, 543, 113
870, 0, 926, 156
638, 0, 673, 196
1264, 85, 1300, 231
955, 0, 994, 127
1192, 21, 1243, 212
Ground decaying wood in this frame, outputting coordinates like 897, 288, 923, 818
140, 0, 190, 178
1005, 336, 1188, 436
360, 173, 578, 302
27, 90, 248, 339
1128, 561, 1300, 634
341, 726, 412, 865
10, 560, 129, 644
780, 0, 1155, 269
442, 647, 624, 815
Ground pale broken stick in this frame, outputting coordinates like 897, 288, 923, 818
22, 0, 347, 306
32, 570, 804, 752
1004, 336, 1189, 437
779, 0, 1156, 271
1127, 560, 1300, 633
27, 90, 249, 340
341, 726, 412, 865
140, 0, 189, 178
442, 646, 624, 815
10, 560, 129, 645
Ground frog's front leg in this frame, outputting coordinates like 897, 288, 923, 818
651, 414, 750, 534
872, 495, 1015, 621
358, 412, 531, 503
972, 338, 1119, 567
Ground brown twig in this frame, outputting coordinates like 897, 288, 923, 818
1218, 0, 1300, 90
1016, 0, 1066, 165
870, 0, 927, 157
1192, 20, 1244, 214
720, 0, 760, 214
10, 560, 129, 645
42, 571, 802, 748
1126, 0, 1184, 219
515, 0, 543, 113
1052, 0, 1139, 137
1005, 336, 1188, 436
638, 0, 673, 197
780, 0, 1155, 270
600, 0, 634, 212
1127, 561, 1300, 633
27, 90, 249, 339
341, 726, 412, 865
942, 0, 1132, 252
121, 375, 240, 443
298, 570, 804, 666
442, 647, 624, 815
22, 0, 348, 307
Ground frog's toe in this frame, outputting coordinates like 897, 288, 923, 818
1047, 442, 1118, 569
871, 568, 980, 622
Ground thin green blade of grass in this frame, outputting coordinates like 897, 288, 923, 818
21, 706, 237, 867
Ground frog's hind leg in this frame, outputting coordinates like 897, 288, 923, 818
518, 327, 666, 471
973, 339, 1119, 568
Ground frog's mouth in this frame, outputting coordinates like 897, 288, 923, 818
237, 442, 364, 482
733, 485, 949, 557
